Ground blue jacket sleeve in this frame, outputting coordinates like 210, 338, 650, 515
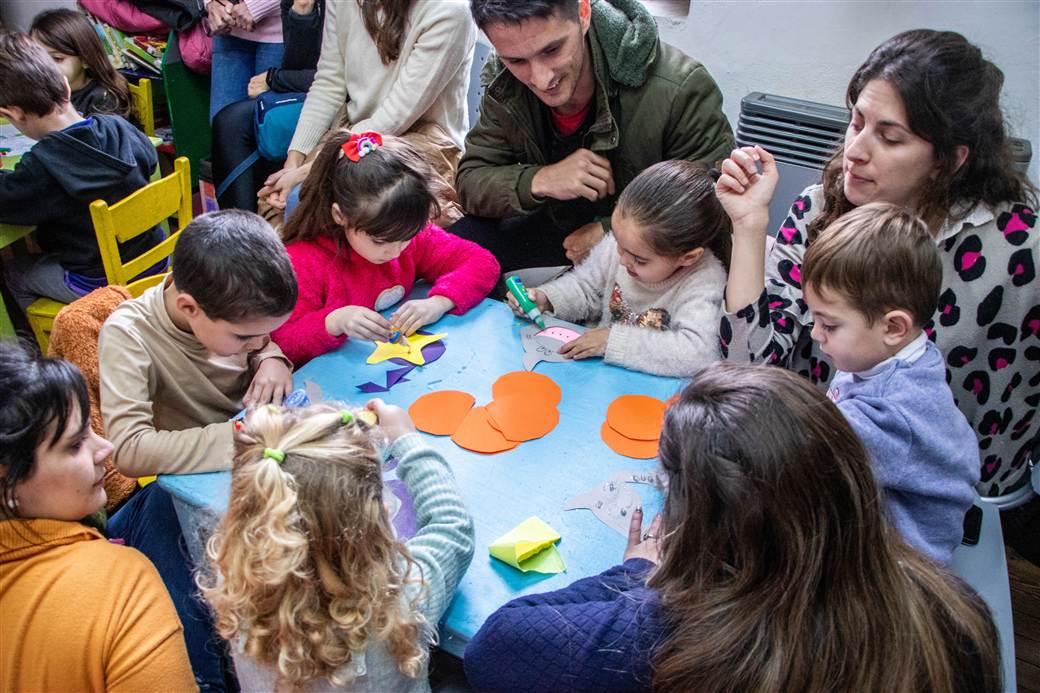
464, 560, 661, 693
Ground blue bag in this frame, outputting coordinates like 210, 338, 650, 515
216, 91, 306, 199
254, 90, 307, 161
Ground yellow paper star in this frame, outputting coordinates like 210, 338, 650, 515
366, 332, 446, 366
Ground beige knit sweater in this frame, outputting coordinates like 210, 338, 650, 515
287, 0, 475, 155
98, 280, 290, 477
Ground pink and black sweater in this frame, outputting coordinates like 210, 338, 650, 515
273, 224, 499, 365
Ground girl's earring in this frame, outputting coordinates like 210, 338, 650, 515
6, 495, 18, 510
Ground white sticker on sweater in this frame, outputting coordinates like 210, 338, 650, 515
375, 285, 405, 311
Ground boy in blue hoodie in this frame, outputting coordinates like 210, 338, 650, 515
0, 32, 163, 310
802, 202, 978, 565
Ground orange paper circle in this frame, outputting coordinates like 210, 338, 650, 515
600, 421, 659, 459
606, 395, 666, 441
485, 395, 560, 442
451, 406, 520, 454
492, 371, 562, 407
408, 390, 475, 436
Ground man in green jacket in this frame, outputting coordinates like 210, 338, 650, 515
451, 0, 734, 273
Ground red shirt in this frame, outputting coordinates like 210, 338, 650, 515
550, 99, 593, 137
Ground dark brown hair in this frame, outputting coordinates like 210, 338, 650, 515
470, 0, 580, 30
617, 160, 732, 268
802, 202, 941, 326
172, 210, 298, 322
358, 0, 416, 65
810, 30, 1034, 240
0, 341, 91, 518
283, 132, 441, 246
30, 9, 130, 116
649, 364, 1001, 692
0, 32, 68, 117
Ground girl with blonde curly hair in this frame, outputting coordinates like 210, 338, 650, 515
201, 398, 474, 691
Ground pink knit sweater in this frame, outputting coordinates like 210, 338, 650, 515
273, 224, 500, 365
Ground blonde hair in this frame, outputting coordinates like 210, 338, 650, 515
200, 404, 431, 687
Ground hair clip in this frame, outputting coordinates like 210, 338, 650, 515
341, 131, 383, 162
340, 410, 355, 425
233, 420, 244, 432
263, 448, 285, 464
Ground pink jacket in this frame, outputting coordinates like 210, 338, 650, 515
273, 224, 500, 365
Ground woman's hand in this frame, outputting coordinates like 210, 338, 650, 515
207, 0, 233, 34
559, 327, 609, 360
243, 358, 292, 407
247, 72, 269, 98
715, 145, 779, 234
259, 159, 311, 210
325, 306, 393, 341
229, 2, 256, 30
390, 296, 454, 337
506, 288, 552, 317
623, 507, 662, 564
365, 398, 415, 444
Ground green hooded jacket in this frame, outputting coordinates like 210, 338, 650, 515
456, 0, 735, 229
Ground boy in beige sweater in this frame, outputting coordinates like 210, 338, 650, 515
99, 210, 298, 478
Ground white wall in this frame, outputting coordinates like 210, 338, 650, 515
1, 0, 77, 31
656, 1, 1040, 184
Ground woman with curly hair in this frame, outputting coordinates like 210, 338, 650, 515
201, 399, 473, 691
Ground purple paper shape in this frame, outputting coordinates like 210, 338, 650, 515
385, 365, 415, 387
384, 479, 417, 539
389, 339, 446, 367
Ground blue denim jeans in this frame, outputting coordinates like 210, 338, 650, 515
210, 34, 284, 122
108, 484, 229, 691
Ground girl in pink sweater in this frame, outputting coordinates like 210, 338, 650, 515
272, 131, 499, 365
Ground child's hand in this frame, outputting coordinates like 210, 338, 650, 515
258, 161, 310, 210
506, 287, 551, 317
244, 358, 292, 407
623, 508, 662, 564
715, 145, 779, 231
366, 398, 415, 444
559, 327, 609, 360
326, 306, 393, 341
390, 296, 454, 337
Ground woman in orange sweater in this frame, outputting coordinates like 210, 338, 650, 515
0, 342, 195, 692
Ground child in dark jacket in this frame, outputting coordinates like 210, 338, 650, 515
0, 33, 163, 310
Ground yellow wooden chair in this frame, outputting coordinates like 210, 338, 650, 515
25, 157, 192, 351
128, 78, 155, 137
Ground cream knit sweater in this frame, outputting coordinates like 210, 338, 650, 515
288, 0, 475, 155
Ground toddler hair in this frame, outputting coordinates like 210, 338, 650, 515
616, 160, 733, 268
0, 32, 68, 117
30, 9, 130, 116
201, 403, 431, 687
0, 340, 89, 517
282, 131, 444, 246
171, 209, 298, 323
802, 202, 942, 327
649, 363, 1000, 692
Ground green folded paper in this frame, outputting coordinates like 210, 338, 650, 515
489, 516, 566, 574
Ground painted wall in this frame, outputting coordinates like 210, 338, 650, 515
1, 0, 77, 31
656, 1, 1040, 184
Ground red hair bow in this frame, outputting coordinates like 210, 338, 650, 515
342, 131, 383, 162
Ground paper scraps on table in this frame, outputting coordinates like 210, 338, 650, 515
409, 390, 476, 436
367, 331, 447, 366
519, 317, 585, 371
384, 478, 417, 540
409, 371, 563, 455
564, 471, 666, 535
358, 335, 448, 393
599, 394, 672, 459
451, 406, 520, 454
489, 516, 566, 573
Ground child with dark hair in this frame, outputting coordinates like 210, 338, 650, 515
508, 161, 729, 376
802, 202, 978, 564
30, 8, 131, 117
99, 210, 299, 478
272, 131, 498, 365
0, 32, 162, 309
